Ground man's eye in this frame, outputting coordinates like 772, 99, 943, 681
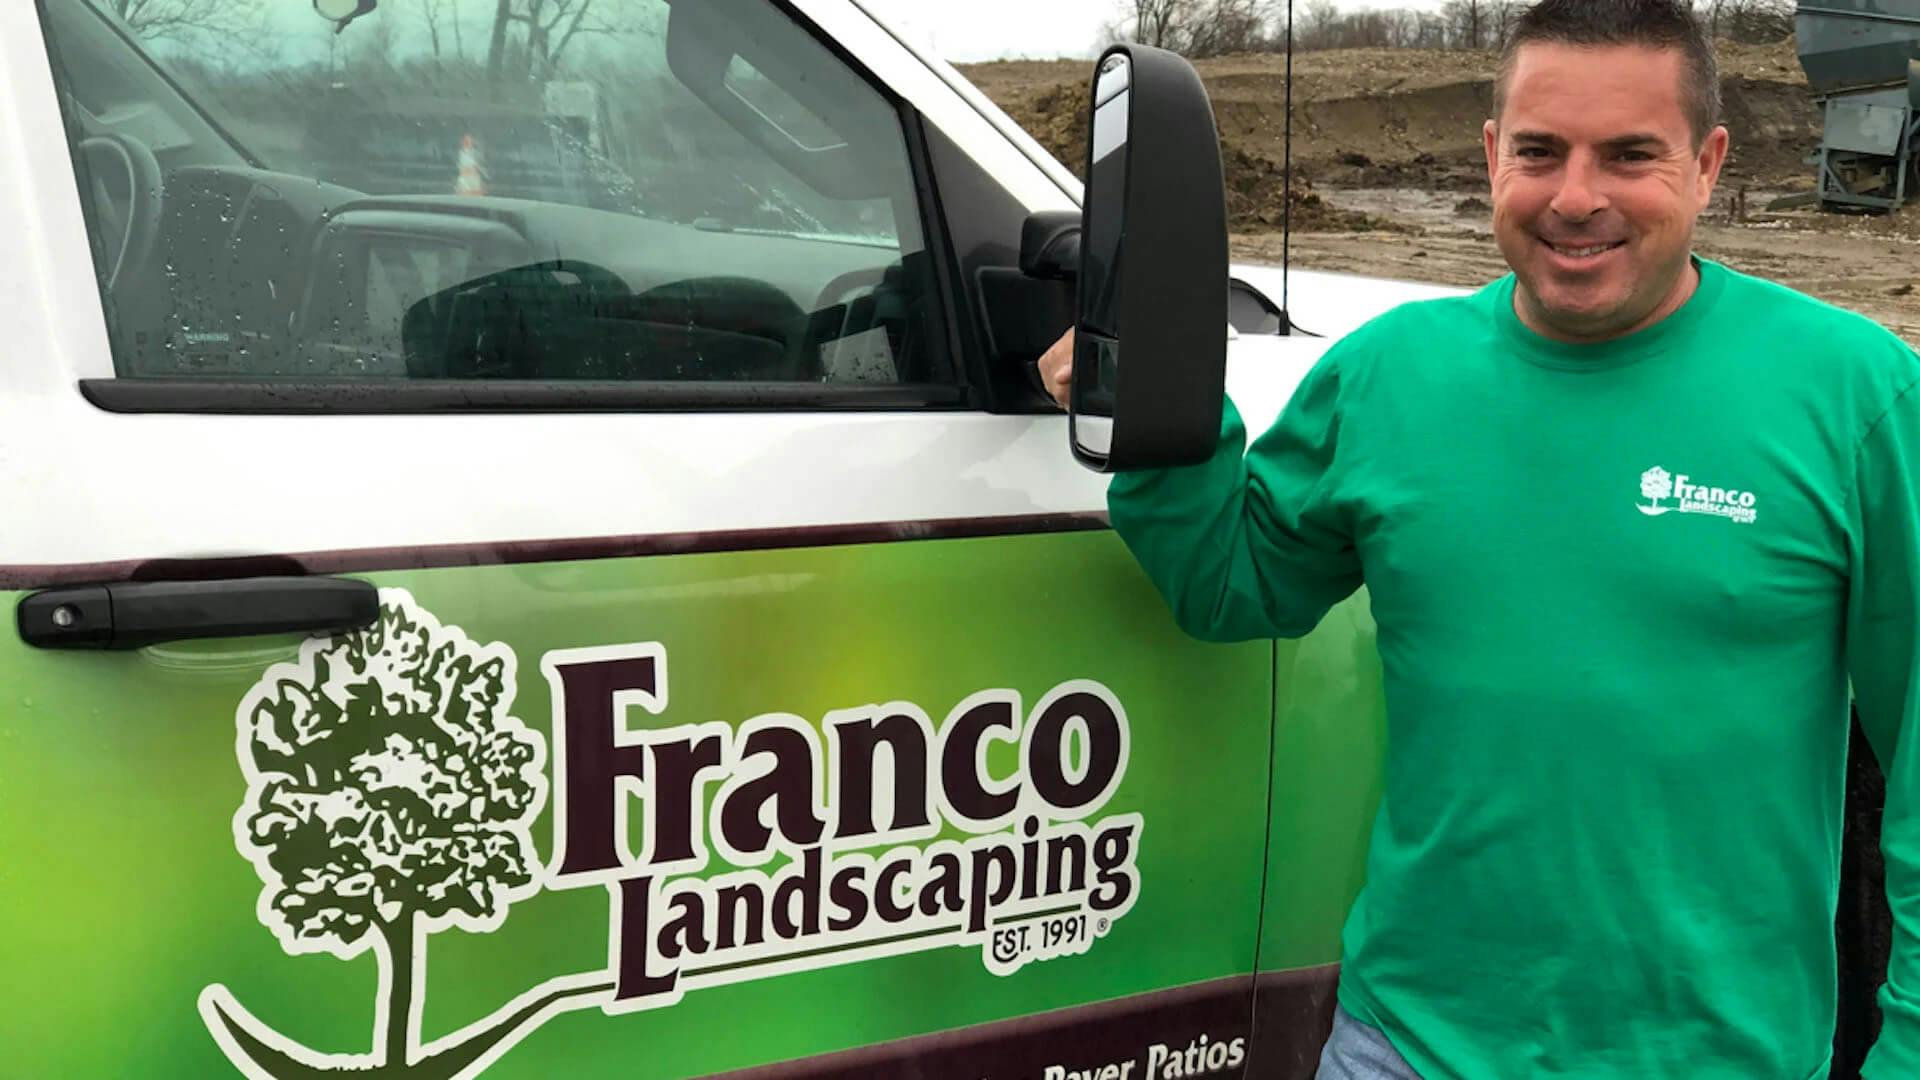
1617, 150, 1654, 162
1515, 147, 1552, 159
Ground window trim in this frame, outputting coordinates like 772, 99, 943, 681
899, 108, 981, 409
71, 0, 977, 416
80, 378, 966, 415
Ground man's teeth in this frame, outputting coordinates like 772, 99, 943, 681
1550, 242, 1619, 257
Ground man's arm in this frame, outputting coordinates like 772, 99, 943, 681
1850, 373, 1920, 1080
1039, 329, 1363, 642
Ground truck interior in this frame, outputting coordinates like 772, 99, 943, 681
38, 0, 947, 388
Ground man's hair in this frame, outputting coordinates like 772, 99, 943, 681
1493, 0, 1722, 147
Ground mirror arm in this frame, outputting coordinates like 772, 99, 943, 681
1019, 210, 1081, 281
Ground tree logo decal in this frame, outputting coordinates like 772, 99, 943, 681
1635, 464, 1760, 524
198, 591, 1146, 1076
1638, 465, 1675, 516
199, 589, 610, 1079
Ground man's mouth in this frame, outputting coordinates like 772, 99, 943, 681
1539, 238, 1626, 260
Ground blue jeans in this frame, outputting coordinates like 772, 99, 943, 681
1315, 1007, 1423, 1080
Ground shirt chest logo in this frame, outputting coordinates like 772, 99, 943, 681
1638, 465, 1759, 524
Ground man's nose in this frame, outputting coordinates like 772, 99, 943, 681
1549, 153, 1609, 221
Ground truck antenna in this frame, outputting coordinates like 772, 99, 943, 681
1282, 0, 1293, 326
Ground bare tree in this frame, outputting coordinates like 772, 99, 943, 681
417, 0, 467, 62
1294, 4, 1449, 52
343, 9, 403, 77
1356, 11, 1396, 48
487, 0, 515, 82
1111, 0, 1279, 57
1487, 0, 1522, 46
1714, 0, 1794, 43
1124, 0, 1191, 50
1329, 9, 1397, 49
1185, 0, 1274, 57
487, 0, 626, 81
1704, 0, 1726, 38
1381, 8, 1421, 48
103, 0, 258, 43
1144, 0, 1548, 54
1444, 0, 1489, 49
1298, 0, 1343, 50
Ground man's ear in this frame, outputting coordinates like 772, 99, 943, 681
1695, 125, 1731, 208
1483, 118, 1500, 190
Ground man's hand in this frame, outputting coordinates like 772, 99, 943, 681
1037, 328, 1073, 410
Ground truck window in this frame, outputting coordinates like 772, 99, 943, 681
37, 0, 948, 392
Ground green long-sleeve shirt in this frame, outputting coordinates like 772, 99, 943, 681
1109, 258, 1920, 1079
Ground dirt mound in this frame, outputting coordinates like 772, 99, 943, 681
981, 69, 1398, 232
959, 38, 1820, 233
1224, 146, 1402, 232
992, 77, 1088, 178
964, 39, 1918, 346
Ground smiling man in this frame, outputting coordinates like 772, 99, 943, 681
1037, 1, 1920, 1077
1485, 10, 1727, 345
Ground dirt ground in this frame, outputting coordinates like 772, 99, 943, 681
1230, 215, 1920, 346
959, 40, 1920, 347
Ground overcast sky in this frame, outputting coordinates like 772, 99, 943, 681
860, 0, 1449, 62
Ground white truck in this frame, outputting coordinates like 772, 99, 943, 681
0, 0, 1457, 1077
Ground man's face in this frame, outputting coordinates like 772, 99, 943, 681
1483, 43, 1729, 342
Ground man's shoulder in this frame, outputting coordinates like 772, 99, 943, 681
1289, 283, 1504, 408
1322, 280, 1502, 360
1712, 260, 1914, 364
1708, 260, 1920, 429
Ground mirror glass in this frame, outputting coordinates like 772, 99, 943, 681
313, 0, 361, 19
1072, 53, 1130, 462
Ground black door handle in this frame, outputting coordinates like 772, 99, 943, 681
17, 576, 378, 650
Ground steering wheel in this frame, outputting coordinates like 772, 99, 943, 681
76, 132, 165, 300
811, 265, 889, 316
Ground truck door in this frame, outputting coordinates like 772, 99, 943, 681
1246, 596, 1389, 1079
1, 1, 1276, 1077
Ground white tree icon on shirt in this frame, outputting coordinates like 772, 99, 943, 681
1639, 466, 1675, 515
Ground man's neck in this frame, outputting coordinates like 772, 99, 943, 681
1516, 258, 1701, 345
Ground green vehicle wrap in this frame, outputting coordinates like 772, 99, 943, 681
0, 529, 1385, 1078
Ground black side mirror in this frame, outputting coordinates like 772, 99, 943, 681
1070, 45, 1228, 473
313, 0, 377, 33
